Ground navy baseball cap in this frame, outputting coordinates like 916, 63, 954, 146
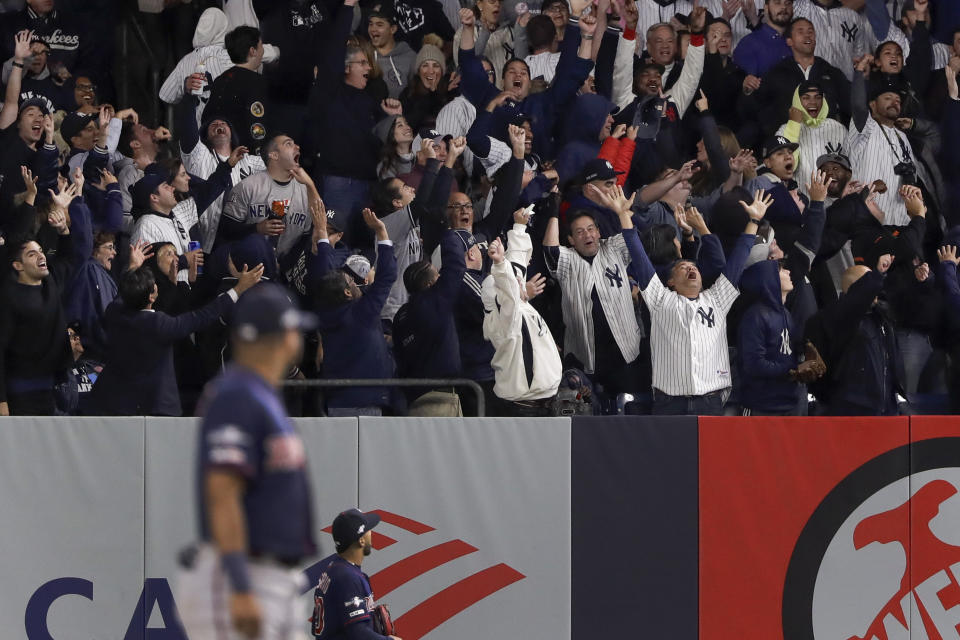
581, 158, 623, 183
797, 79, 824, 95
368, 2, 397, 23
130, 173, 167, 211
332, 508, 381, 553
18, 95, 52, 117
60, 111, 97, 144
762, 135, 799, 159
231, 283, 318, 341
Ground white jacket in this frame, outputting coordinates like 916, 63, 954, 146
482, 224, 562, 402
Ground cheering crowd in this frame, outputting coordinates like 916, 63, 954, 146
0, 0, 959, 417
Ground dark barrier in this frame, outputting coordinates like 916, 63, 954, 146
571, 416, 699, 640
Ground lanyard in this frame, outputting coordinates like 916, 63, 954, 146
878, 122, 910, 164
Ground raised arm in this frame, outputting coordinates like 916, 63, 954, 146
726, 189, 771, 285
0, 30, 30, 130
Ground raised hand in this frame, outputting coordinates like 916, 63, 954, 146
626, 125, 639, 141
232, 262, 265, 294
418, 139, 437, 163
184, 72, 205, 94
938, 245, 959, 265
689, 2, 707, 32
853, 54, 874, 77
487, 91, 516, 111
98, 104, 112, 130
721, 0, 739, 20
47, 207, 69, 234
839, 179, 864, 199
116, 108, 139, 123
612, 123, 627, 138
914, 262, 930, 282
381, 98, 403, 116
876, 253, 894, 273
526, 273, 547, 300
695, 89, 709, 113
806, 169, 833, 203
13, 29, 32, 63
789, 106, 805, 123
49, 182, 79, 210
900, 184, 926, 218
677, 159, 698, 182
741, 0, 760, 26
20, 166, 37, 202
153, 126, 172, 142
487, 237, 504, 263
685, 205, 709, 235
289, 165, 315, 187
362, 207, 388, 241
72, 165, 85, 192
42, 113, 54, 141
128, 240, 154, 270
97, 169, 118, 190
738, 189, 774, 221
579, 13, 598, 36
508, 124, 526, 157
946, 62, 959, 100
729, 149, 755, 174
514, 206, 532, 226
447, 136, 467, 159
459, 7, 476, 26
621, 0, 638, 29
673, 202, 692, 235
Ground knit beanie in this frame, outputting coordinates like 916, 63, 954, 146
414, 44, 446, 75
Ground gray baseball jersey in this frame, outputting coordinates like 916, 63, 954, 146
221, 172, 313, 257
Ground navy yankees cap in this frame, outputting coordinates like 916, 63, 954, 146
130, 173, 168, 211
231, 283, 318, 341
581, 158, 623, 183
60, 111, 97, 144
797, 79, 824, 96
332, 508, 381, 553
762, 135, 799, 159
18, 95, 52, 117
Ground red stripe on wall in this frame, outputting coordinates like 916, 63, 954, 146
370, 509, 437, 534
371, 539, 478, 597
393, 564, 525, 639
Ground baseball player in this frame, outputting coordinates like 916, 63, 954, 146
310, 509, 402, 640
176, 283, 318, 639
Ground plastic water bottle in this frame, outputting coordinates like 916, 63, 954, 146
192, 61, 206, 96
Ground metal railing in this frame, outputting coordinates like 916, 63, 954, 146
282, 378, 486, 417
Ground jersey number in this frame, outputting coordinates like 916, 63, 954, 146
311, 595, 326, 635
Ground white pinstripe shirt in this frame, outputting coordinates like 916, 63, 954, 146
776, 116, 848, 197
634, 0, 722, 50
845, 114, 917, 226
641, 272, 739, 396
435, 95, 478, 177
550, 234, 642, 373
793, 0, 870, 81
181, 142, 266, 251
159, 45, 233, 105
525, 51, 561, 83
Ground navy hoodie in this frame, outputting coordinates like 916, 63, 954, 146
554, 93, 616, 186
316, 243, 398, 409
737, 260, 803, 412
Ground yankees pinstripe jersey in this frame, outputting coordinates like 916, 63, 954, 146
634, 0, 722, 51
435, 95, 478, 177
549, 234, 642, 374
221, 172, 313, 258
181, 142, 266, 251
483, 225, 562, 401
777, 116, 847, 197
159, 46, 233, 106
793, 0, 870, 81
845, 114, 918, 226
525, 51, 561, 83
642, 272, 740, 396
130, 200, 201, 282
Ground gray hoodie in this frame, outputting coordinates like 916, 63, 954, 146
375, 42, 417, 99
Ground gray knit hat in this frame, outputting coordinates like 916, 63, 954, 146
414, 44, 446, 75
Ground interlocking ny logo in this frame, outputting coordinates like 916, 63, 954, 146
604, 264, 624, 288
303, 510, 525, 639
841, 21, 858, 43
697, 306, 715, 328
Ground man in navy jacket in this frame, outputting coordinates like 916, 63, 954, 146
315, 208, 398, 416
89, 261, 263, 416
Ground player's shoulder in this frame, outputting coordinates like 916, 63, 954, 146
199, 370, 272, 421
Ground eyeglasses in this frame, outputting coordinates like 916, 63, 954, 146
543, 5, 566, 14
447, 202, 474, 211
97, 243, 116, 251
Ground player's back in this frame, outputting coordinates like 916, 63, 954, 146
310, 553, 376, 639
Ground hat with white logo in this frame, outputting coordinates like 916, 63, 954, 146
581, 158, 624, 183
332, 508, 381, 553
762, 135, 799, 159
